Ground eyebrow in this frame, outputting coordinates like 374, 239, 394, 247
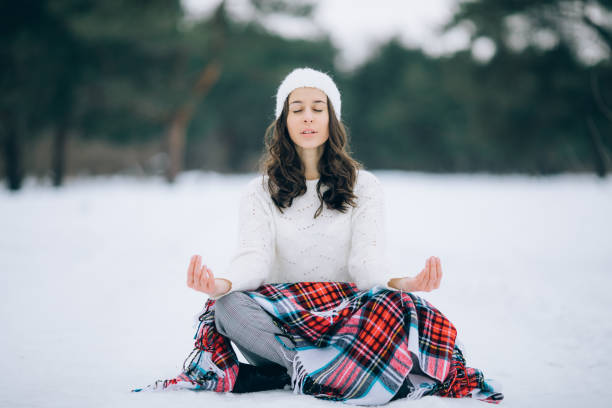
289, 100, 327, 105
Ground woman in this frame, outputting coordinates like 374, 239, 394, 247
190, 67, 441, 387
136, 68, 501, 404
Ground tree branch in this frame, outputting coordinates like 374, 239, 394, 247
581, 3, 612, 52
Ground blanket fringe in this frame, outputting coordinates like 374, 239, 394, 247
405, 384, 433, 400
290, 354, 309, 394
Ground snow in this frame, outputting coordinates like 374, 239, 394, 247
1, 171, 611, 408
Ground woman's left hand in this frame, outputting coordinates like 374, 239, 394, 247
389, 256, 442, 292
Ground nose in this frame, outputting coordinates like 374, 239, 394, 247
303, 108, 314, 122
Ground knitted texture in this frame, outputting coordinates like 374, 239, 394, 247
275, 67, 341, 120
218, 170, 395, 297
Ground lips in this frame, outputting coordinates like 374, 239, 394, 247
301, 129, 317, 135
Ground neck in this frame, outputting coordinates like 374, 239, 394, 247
296, 145, 324, 180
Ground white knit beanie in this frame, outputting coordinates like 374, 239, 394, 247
275, 67, 341, 121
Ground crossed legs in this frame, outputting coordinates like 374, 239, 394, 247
214, 291, 296, 376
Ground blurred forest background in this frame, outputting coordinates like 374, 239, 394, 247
1, 0, 611, 191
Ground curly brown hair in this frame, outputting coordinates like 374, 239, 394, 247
259, 96, 362, 218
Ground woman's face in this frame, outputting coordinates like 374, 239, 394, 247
286, 87, 330, 151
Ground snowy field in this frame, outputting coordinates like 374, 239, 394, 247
1, 171, 611, 408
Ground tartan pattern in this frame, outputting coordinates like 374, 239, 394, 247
132, 300, 239, 393
432, 345, 504, 402
133, 282, 503, 405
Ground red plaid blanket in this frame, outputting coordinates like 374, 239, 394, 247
133, 282, 503, 405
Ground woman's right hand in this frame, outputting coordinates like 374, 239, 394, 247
187, 254, 229, 296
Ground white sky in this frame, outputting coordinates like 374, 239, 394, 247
181, 0, 474, 70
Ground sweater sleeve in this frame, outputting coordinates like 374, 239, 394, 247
214, 179, 275, 298
347, 172, 397, 291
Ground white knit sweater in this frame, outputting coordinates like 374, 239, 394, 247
217, 170, 397, 297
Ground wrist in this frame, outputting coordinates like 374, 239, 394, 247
213, 278, 232, 297
388, 277, 414, 292
387, 277, 401, 290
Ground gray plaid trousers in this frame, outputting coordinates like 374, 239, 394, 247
214, 291, 297, 376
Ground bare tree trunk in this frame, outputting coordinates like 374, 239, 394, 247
586, 71, 612, 177
590, 71, 612, 122
165, 60, 222, 183
1, 112, 23, 191
52, 118, 68, 187
587, 115, 609, 177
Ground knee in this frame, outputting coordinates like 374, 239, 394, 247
214, 292, 251, 333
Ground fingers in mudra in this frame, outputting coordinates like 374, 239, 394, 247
197, 264, 207, 291
205, 266, 215, 292
195, 263, 202, 288
190, 262, 214, 294
419, 256, 441, 292
429, 257, 437, 290
434, 257, 442, 289
187, 254, 200, 288
207, 267, 215, 291
426, 258, 434, 290
425, 256, 442, 291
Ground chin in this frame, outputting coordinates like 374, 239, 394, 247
295, 137, 328, 149
297, 142, 326, 150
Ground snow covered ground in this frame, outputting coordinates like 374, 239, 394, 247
1, 171, 611, 408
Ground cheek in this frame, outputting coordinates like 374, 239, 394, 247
321, 120, 330, 139
286, 116, 299, 138
321, 129, 330, 141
